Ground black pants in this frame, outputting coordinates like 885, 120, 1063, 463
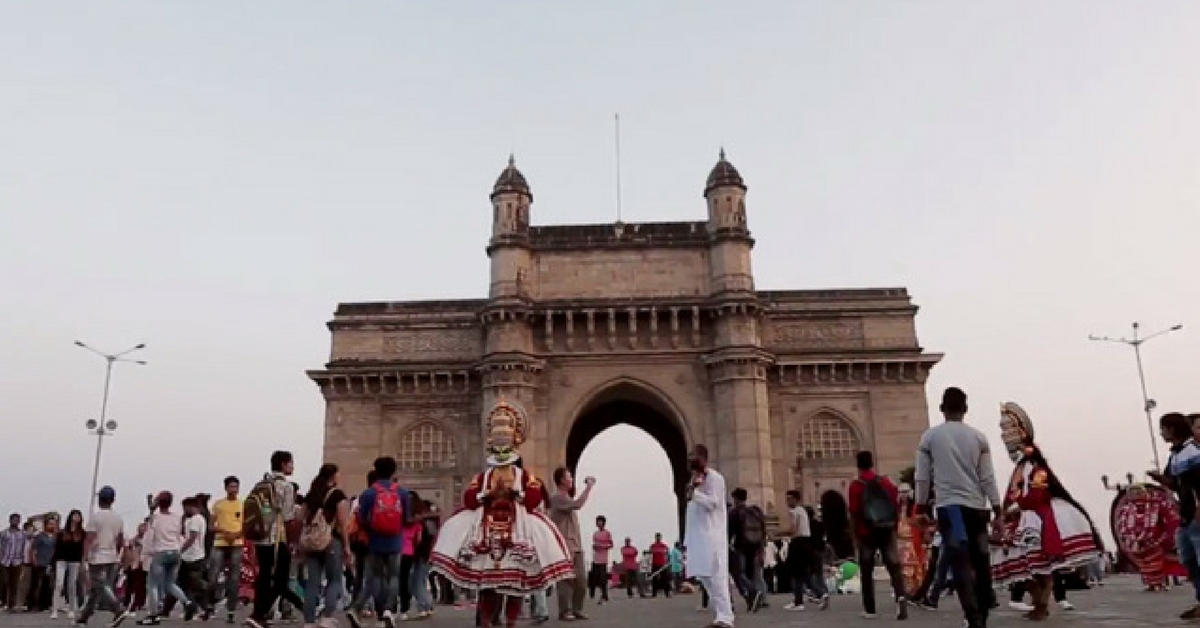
623, 571, 640, 597
27, 565, 53, 611
856, 529, 907, 615
179, 560, 209, 611
435, 574, 455, 605
588, 563, 609, 600
252, 545, 303, 620
1, 565, 23, 609
650, 567, 671, 597
786, 538, 822, 606
937, 507, 993, 628
398, 555, 414, 615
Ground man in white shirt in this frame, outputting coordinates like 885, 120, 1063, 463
77, 486, 128, 627
684, 444, 733, 628
781, 491, 817, 612
179, 498, 210, 618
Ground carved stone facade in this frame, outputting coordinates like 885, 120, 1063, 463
309, 153, 942, 519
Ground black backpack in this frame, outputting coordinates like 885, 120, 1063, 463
737, 506, 765, 546
860, 478, 898, 529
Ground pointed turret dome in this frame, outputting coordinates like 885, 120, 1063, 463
492, 154, 532, 200
704, 148, 746, 196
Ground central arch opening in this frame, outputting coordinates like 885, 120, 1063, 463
565, 384, 691, 546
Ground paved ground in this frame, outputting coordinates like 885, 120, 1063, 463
0, 576, 1191, 628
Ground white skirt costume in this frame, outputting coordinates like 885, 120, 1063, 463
430, 464, 574, 595
991, 461, 1100, 585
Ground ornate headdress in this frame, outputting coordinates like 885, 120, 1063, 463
999, 402, 1035, 462
485, 398, 528, 466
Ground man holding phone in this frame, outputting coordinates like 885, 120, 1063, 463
549, 468, 597, 621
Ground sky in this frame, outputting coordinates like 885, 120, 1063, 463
1, 2, 1197, 546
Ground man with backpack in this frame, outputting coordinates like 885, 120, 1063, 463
243, 451, 305, 628
346, 456, 411, 628
727, 488, 767, 612
847, 450, 908, 620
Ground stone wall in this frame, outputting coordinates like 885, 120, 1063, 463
533, 248, 710, 300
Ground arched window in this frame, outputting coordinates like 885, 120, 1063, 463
798, 413, 860, 461
398, 422, 457, 470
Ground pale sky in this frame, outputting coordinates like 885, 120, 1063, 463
1, 2, 1197, 547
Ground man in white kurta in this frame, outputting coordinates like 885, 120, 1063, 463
685, 444, 734, 628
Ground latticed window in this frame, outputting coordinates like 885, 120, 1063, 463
798, 413, 859, 460
398, 422, 457, 470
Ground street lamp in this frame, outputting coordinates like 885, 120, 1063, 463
75, 341, 146, 513
1089, 322, 1183, 471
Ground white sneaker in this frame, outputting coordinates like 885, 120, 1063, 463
1059, 600, 1075, 611
380, 610, 396, 628
861, 611, 878, 619
1009, 601, 1034, 612
783, 603, 805, 611
69, 612, 77, 621
51, 611, 59, 620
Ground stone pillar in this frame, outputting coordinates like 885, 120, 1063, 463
479, 304, 545, 471
706, 351, 775, 510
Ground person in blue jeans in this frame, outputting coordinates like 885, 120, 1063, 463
407, 498, 438, 619
346, 457, 411, 628
1149, 412, 1200, 620
302, 464, 350, 628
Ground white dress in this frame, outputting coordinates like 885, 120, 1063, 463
990, 460, 1100, 585
684, 468, 728, 578
430, 465, 574, 596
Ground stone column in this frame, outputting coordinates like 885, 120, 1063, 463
706, 352, 775, 510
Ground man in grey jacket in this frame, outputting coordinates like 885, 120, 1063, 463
914, 387, 1003, 628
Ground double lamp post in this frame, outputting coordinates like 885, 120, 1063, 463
1089, 322, 1183, 472
75, 341, 146, 514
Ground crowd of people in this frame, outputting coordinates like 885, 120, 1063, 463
2, 392, 1198, 628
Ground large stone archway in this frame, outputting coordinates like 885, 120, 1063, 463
563, 381, 692, 539
308, 153, 943, 524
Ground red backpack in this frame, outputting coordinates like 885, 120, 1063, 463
369, 482, 403, 536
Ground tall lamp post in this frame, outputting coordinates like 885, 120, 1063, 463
1089, 322, 1183, 471
75, 341, 146, 513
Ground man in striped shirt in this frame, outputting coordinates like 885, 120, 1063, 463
0, 514, 27, 610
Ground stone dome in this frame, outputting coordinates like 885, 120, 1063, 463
492, 154, 532, 200
704, 148, 746, 195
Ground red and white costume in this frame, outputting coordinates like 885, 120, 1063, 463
990, 403, 1100, 596
1113, 483, 1184, 589
430, 399, 573, 619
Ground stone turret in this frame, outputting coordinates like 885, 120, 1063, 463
704, 149, 754, 295
482, 155, 542, 466
702, 148, 775, 513
488, 155, 533, 300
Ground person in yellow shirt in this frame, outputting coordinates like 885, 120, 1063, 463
209, 476, 243, 623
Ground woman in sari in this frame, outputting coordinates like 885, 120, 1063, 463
895, 484, 927, 596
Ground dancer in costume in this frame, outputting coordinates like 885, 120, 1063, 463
429, 399, 574, 628
990, 402, 1101, 620
1113, 483, 1181, 591
896, 484, 927, 596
